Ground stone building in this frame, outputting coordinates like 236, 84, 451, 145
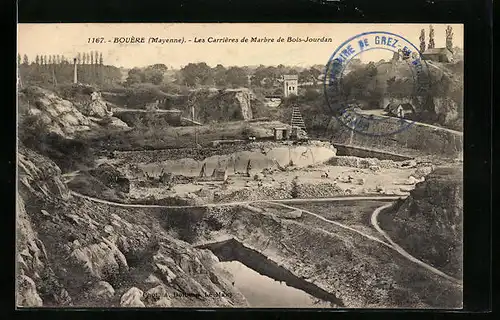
422, 48, 454, 63
283, 75, 298, 97
421, 25, 454, 63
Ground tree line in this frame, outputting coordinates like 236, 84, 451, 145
124, 61, 324, 90
126, 64, 168, 86
174, 62, 323, 88
18, 52, 104, 66
18, 52, 122, 87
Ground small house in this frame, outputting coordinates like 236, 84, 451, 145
386, 102, 415, 118
283, 75, 299, 97
273, 127, 290, 140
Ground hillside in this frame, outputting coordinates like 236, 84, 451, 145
162, 88, 255, 122
17, 145, 248, 307
377, 166, 463, 279
321, 59, 464, 131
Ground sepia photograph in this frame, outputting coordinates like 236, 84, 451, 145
16, 23, 464, 309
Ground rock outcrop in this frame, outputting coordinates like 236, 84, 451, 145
230, 89, 253, 120
18, 85, 129, 140
162, 204, 462, 308
120, 287, 145, 307
19, 86, 93, 137
17, 275, 43, 307
16, 147, 248, 308
432, 97, 460, 126
18, 144, 71, 201
166, 88, 254, 122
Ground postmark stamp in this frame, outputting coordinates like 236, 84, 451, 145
323, 31, 433, 136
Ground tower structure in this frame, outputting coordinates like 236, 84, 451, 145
283, 74, 298, 97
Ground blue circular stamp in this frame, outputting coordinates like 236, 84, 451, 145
323, 31, 433, 136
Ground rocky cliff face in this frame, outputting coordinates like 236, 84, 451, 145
432, 97, 461, 128
197, 88, 253, 122
379, 166, 463, 279
232, 89, 253, 120
19, 87, 93, 137
18, 86, 128, 139
325, 115, 463, 158
165, 88, 254, 123
16, 146, 247, 308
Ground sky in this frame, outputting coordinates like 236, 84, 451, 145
18, 23, 463, 69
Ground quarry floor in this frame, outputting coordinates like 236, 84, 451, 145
97, 140, 427, 204
125, 164, 418, 203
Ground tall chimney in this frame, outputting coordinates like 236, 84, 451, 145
73, 58, 78, 84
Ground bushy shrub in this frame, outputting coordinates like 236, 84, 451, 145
123, 83, 168, 108
55, 83, 96, 100
20, 128, 96, 172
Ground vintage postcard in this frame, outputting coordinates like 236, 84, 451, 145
16, 23, 463, 309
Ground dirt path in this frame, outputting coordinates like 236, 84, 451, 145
266, 201, 395, 249
370, 203, 463, 286
70, 190, 402, 209
355, 110, 463, 135
269, 200, 462, 287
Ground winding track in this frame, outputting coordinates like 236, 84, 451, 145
70, 190, 401, 209
265, 200, 395, 249
370, 203, 463, 285
71, 190, 461, 286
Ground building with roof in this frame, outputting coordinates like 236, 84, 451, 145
422, 48, 454, 63
272, 127, 290, 140
283, 75, 298, 97
385, 102, 416, 119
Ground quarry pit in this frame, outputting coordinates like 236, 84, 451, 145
17, 83, 463, 309
60, 138, 463, 308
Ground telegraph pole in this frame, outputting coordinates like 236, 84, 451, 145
73, 58, 78, 84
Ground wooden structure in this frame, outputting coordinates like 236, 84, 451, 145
198, 163, 228, 182
290, 105, 308, 140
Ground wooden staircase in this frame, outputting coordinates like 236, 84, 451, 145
290, 105, 307, 132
